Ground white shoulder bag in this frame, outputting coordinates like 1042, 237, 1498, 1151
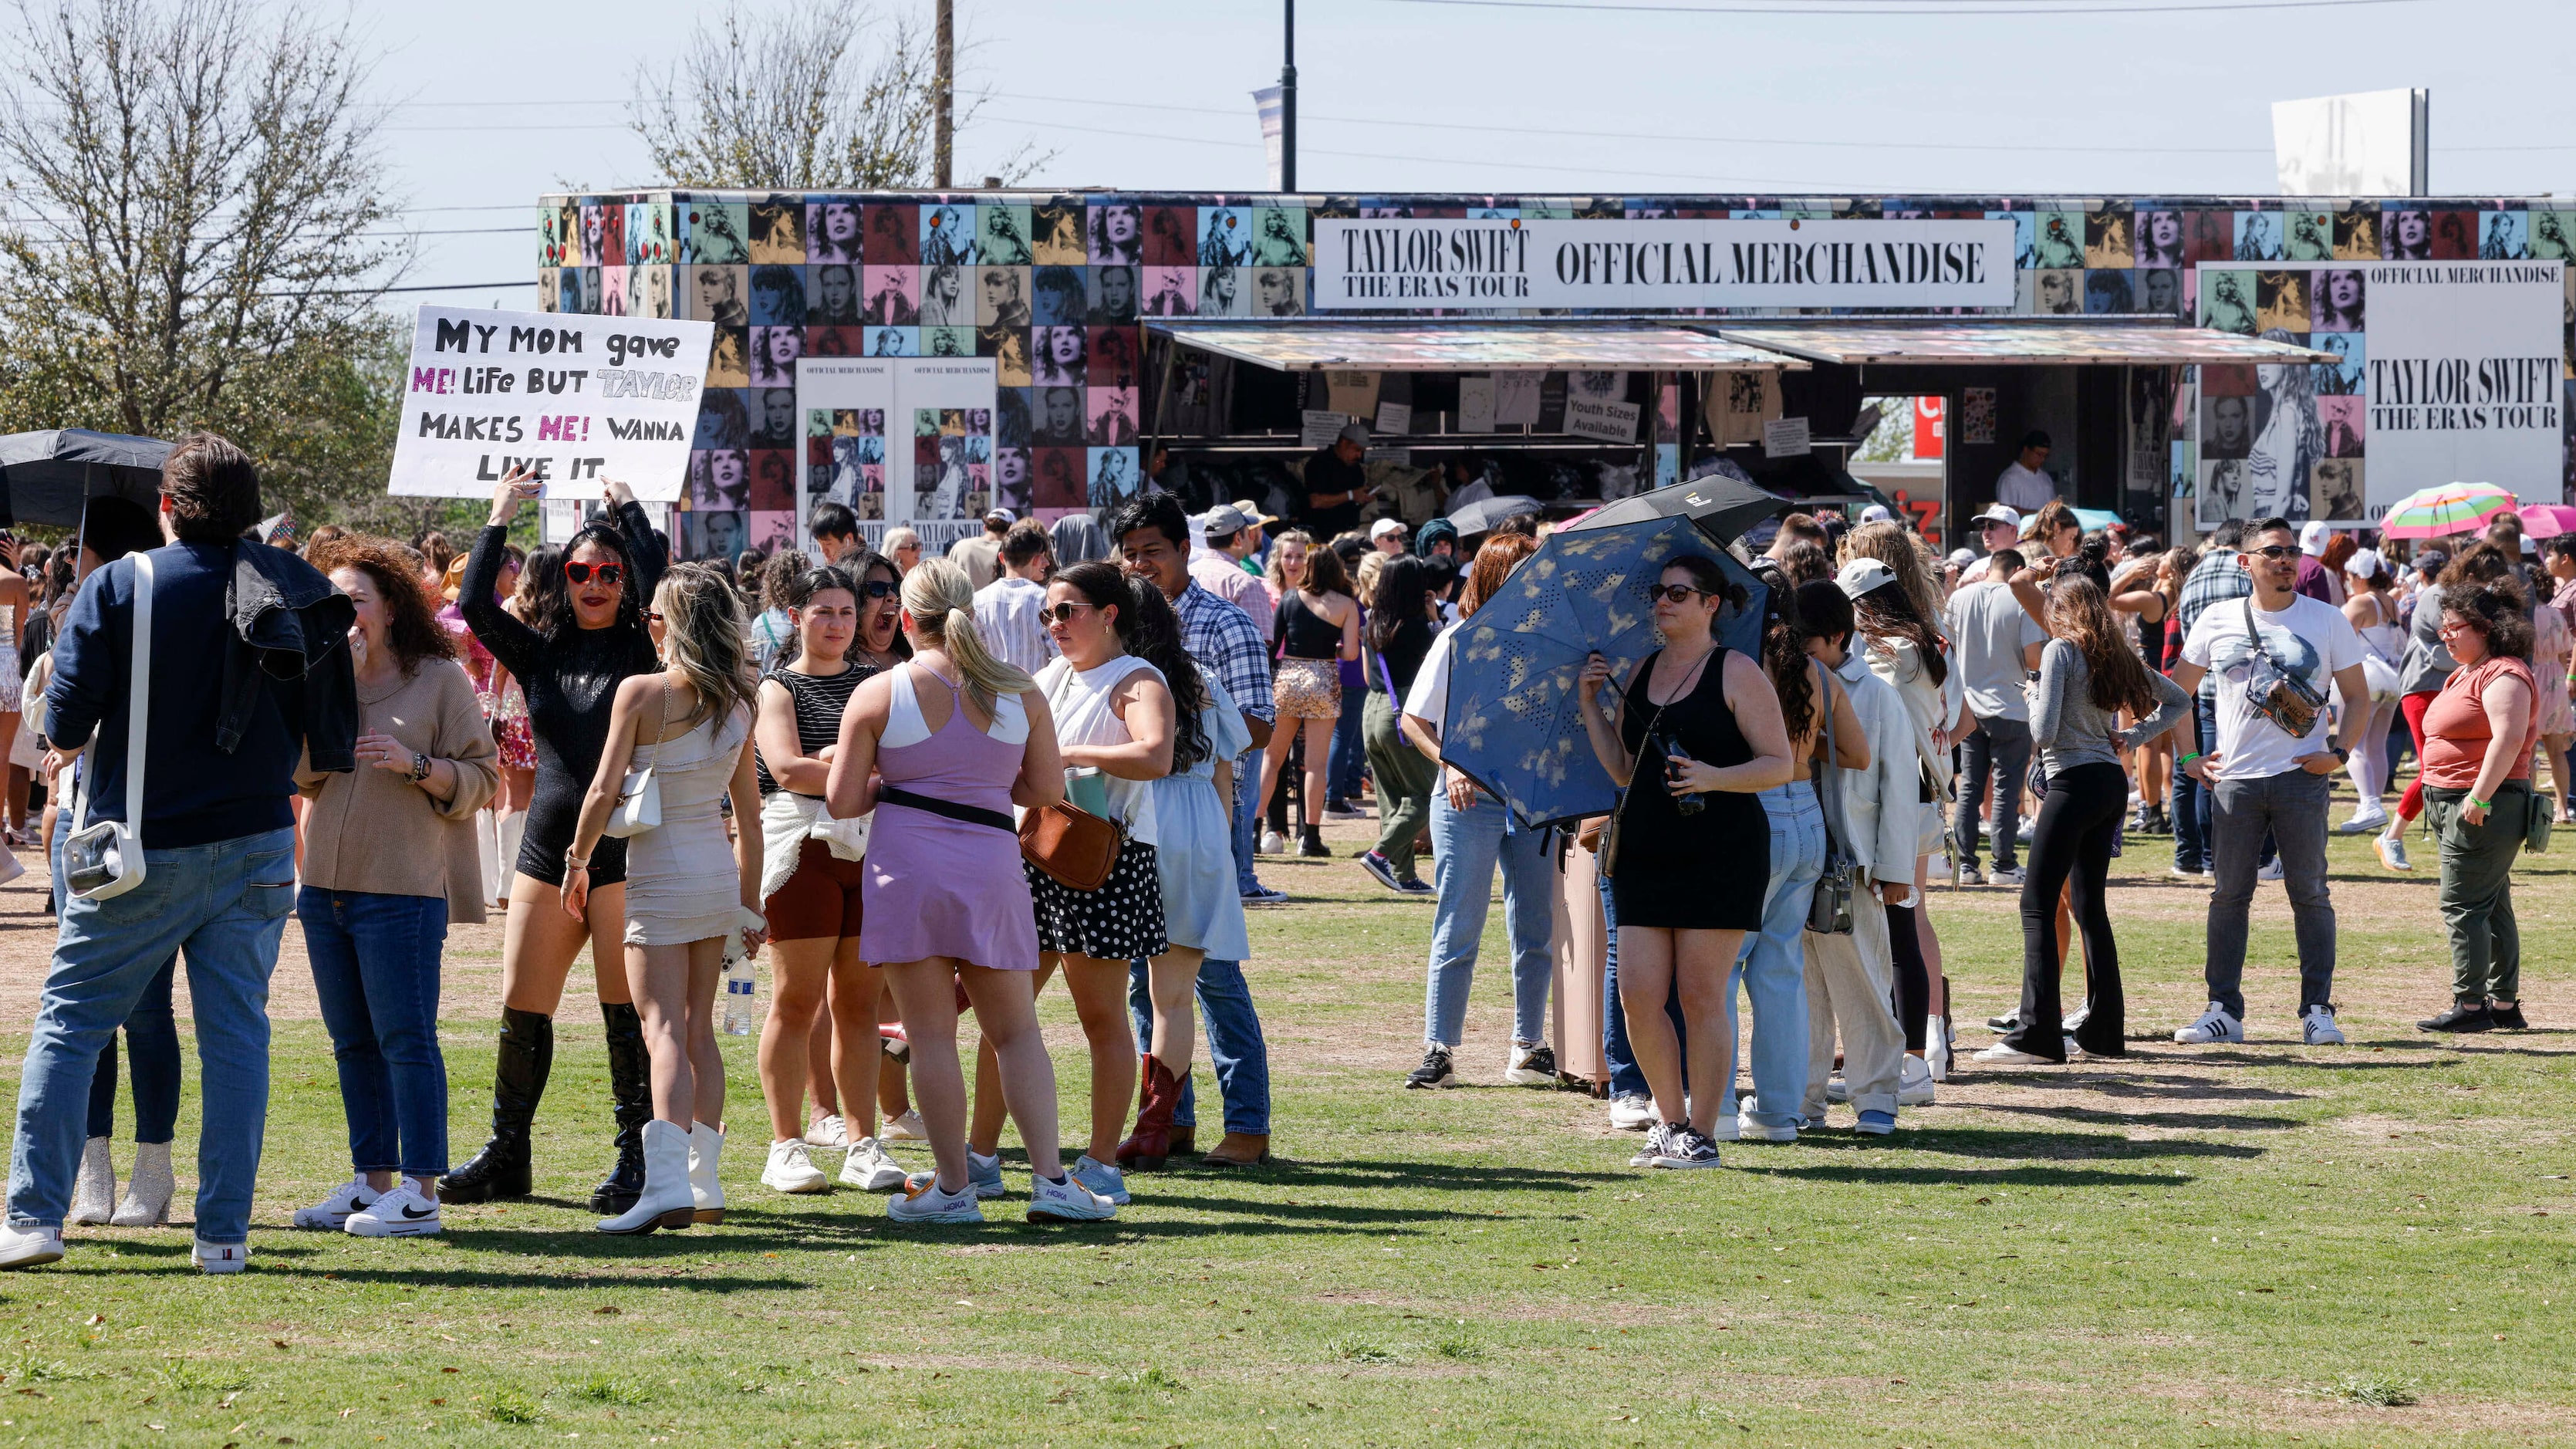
64, 552, 155, 901
601, 677, 665, 838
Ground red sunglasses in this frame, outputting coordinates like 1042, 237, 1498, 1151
564, 560, 624, 586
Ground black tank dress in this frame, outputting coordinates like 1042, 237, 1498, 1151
459, 503, 667, 887
1612, 646, 1769, 930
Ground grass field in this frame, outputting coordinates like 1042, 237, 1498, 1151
0, 792, 2568, 1447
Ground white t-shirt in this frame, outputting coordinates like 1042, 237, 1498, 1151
2181, 593, 2363, 782
1035, 654, 1163, 846
1403, 620, 1467, 729
1995, 462, 2056, 512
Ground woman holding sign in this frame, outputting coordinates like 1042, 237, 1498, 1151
441, 469, 670, 1217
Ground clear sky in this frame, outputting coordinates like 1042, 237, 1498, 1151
370, 0, 2576, 305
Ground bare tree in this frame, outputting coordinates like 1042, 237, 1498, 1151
0, 0, 425, 527
629, 0, 1046, 191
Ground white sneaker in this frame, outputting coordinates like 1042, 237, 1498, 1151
1897, 1055, 1936, 1106
192, 1238, 250, 1275
1025, 1172, 1119, 1223
345, 1183, 442, 1238
2173, 1001, 2246, 1045
0, 1224, 64, 1270
838, 1137, 906, 1191
1987, 866, 2027, 887
886, 1177, 984, 1225
1502, 1041, 1556, 1086
1925, 1017, 1953, 1082
1736, 1113, 1797, 1143
762, 1140, 830, 1194
803, 1114, 849, 1150
1070, 1154, 1130, 1207
1973, 1042, 2058, 1066
1607, 1093, 1656, 1131
1704, 1113, 1742, 1142
292, 1179, 377, 1231
110, 1140, 174, 1227
1825, 1076, 1850, 1103
68, 1138, 115, 1226
2301, 1005, 2347, 1046
1258, 829, 1288, 856
2064, 1002, 2092, 1033
2337, 806, 2389, 834
879, 1109, 927, 1142
2257, 858, 2284, 883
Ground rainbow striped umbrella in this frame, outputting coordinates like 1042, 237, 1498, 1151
2378, 482, 2518, 539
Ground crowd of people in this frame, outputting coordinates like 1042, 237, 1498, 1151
0, 429, 2557, 1268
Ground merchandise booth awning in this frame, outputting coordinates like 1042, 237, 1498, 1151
1712, 319, 2338, 367
1144, 319, 1810, 373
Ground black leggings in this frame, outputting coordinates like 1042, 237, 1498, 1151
1886, 900, 1929, 1051
2002, 762, 2128, 1060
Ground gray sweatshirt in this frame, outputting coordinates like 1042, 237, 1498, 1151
2031, 637, 2191, 776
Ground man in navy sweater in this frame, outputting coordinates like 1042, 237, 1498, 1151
0, 434, 355, 1274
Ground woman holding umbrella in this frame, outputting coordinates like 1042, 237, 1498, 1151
1575, 556, 1795, 1169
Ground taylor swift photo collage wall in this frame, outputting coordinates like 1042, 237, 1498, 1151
541, 191, 2572, 556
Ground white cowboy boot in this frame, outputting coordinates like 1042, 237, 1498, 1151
687, 1123, 725, 1225
594, 1120, 696, 1235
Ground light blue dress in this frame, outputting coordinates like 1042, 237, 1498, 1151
1149, 674, 1254, 961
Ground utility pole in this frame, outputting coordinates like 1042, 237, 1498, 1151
934, 0, 954, 188
1280, 0, 1297, 192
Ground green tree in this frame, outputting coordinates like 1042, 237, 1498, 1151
0, 0, 440, 534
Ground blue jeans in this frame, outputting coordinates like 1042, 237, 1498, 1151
1729, 783, 1823, 1130
1599, 870, 1686, 1099
1126, 958, 1272, 1135
1326, 684, 1366, 802
2173, 695, 2214, 871
1423, 792, 1553, 1047
298, 889, 452, 1177
51, 827, 182, 1143
1230, 749, 1267, 893
9, 826, 296, 1243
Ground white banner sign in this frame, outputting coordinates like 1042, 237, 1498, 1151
390, 306, 713, 499
2191, 260, 2563, 526
1313, 218, 2015, 310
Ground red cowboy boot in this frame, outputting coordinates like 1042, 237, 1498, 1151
1116, 1056, 1183, 1172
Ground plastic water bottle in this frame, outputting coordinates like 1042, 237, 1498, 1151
1660, 732, 1705, 816
721, 959, 758, 1035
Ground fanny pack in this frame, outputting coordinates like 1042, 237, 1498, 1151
2240, 600, 2328, 740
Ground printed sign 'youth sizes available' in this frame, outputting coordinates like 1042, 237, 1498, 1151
1313, 218, 2017, 310
391, 306, 715, 500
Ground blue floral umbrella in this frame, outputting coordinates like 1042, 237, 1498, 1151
1440, 493, 1770, 829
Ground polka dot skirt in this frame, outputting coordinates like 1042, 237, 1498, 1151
1028, 840, 1170, 961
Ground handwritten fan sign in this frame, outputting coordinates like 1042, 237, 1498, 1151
390, 306, 714, 501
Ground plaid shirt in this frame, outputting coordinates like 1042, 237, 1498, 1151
2178, 548, 2253, 698
1173, 579, 1274, 752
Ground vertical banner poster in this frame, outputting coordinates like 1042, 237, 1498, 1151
897, 358, 1002, 529
392, 306, 712, 501
2193, 259, 2562, 526
796, 356, 898, 539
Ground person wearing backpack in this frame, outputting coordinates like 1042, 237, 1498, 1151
2169, 517, 2375, 1050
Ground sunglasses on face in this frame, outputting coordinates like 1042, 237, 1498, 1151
1646, 583, 1712, 603
859, 579, 897, 600
1039, 601, 1097, 624
2250, 545, 2298, 561
564, 560, 624, 586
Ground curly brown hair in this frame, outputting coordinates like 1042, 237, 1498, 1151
307, 535, 457, 670
2439, 581, 2534, 662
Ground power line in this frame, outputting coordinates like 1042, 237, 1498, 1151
1376, 0, 2423, 14
260, 279, 536, 297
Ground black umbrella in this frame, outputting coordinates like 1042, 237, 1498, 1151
1443, 494, 1544, 536
1565, 472, 1791, 547
0, 429, 170, 529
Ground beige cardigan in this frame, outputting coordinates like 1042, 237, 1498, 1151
296, 658, 498, 924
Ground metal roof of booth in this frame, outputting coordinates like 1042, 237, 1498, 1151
1145, 319, 1808, 373
1713, 320, 2338, 366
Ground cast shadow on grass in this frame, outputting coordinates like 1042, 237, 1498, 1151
1969, 1099, 2305, 1132
2352, 1037, 2576, 1058
1972, 1070, 2309, 1102
1728, 1162, 2200, 1189
1778, 1126, 2265, 1164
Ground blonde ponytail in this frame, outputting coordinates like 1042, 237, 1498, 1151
901, 558, 1034, 715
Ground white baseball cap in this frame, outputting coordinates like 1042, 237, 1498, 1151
1370, 517, 1407, 541
1835, 558, 1900, 600
1970, 503, 2022, 529
1859, 504, 1893, 524
2299, 520, 2334, 556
